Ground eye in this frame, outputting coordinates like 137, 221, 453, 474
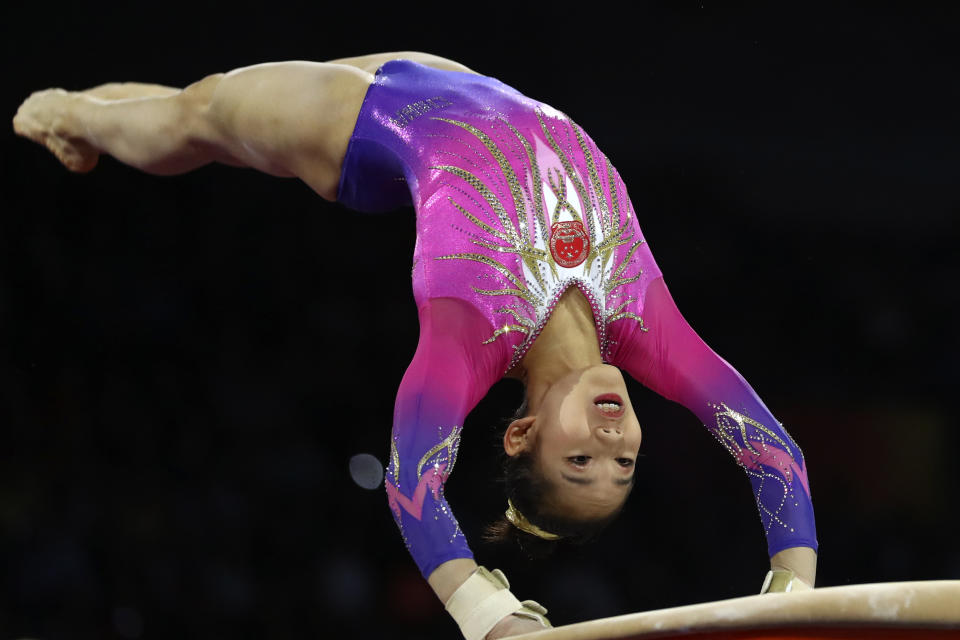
567, 455, 590, 467
616, 458, 635, 468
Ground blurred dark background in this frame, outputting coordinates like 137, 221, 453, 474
2, 3, 958, 639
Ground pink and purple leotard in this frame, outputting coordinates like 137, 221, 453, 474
337, 60, 817, 578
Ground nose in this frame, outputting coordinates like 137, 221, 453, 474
596, 425, 623, 441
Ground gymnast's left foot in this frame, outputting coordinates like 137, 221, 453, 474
13, 89, 100, 172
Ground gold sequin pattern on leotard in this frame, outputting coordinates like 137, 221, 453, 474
710, 403, 800, 535
387, 425, 465, 546
427, 108, 648, 369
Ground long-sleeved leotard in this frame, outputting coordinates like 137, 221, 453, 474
338, 60, 817, 578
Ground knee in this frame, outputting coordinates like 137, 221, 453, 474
181, 74, 225, 108
179, 73, 232, 144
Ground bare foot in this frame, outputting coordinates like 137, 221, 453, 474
13, 89, 99, 172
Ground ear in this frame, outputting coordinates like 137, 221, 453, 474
503, 416, 537, 457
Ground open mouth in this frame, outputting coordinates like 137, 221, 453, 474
593, 393, 625, 418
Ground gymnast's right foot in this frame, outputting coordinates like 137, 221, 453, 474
13, 89, 99, 172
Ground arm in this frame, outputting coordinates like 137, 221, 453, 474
12, 61, 373, 199
610, 277, 818, 584
387, 298, 489, 578
393, 299, 546, 638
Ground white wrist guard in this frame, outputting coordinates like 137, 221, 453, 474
444, 566, 551, 640
760, 569, 813, 593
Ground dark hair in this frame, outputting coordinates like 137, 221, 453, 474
483, 404, 630, 558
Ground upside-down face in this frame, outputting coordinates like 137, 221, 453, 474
506, 364, 642, 519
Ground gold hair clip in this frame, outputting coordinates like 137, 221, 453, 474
505, 499, 562, 540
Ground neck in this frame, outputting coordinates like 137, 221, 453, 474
519, 288, 603, 411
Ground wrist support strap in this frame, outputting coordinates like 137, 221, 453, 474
760, 569, 813, 594
445, 567, 550, 640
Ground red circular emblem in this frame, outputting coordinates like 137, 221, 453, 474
549, 220, 590, 268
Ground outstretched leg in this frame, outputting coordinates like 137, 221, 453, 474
13, 61, 374, 199
327, 50, 478, 75
82, 82, 181, 99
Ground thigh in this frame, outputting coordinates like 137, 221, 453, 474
208, 61, 375, 199
325, 51, 479, 75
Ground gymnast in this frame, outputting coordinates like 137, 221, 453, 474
13, 51, 818, 639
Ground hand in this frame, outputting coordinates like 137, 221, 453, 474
486, 614, 548, 639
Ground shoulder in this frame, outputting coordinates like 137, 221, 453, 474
418, 297, 497, 342
417, 297, 511, 379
